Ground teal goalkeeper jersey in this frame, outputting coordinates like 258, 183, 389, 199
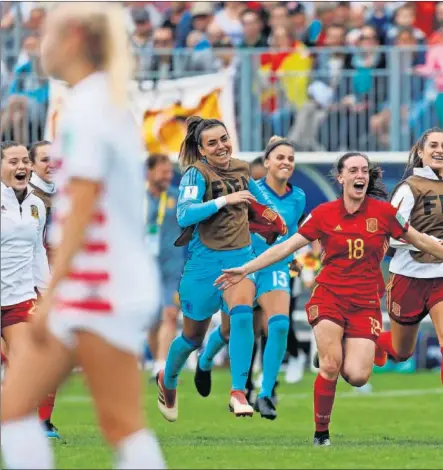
251, 178, 306, 267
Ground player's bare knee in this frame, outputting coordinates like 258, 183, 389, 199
346, 372, 371, 387
319, 354, 342, 379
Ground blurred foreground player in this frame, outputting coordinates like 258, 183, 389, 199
1, 4, 165, 469
216, 152, 443, 446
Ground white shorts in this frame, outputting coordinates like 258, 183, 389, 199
48, 301, 160, 357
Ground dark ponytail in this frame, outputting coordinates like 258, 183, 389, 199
402, 127, 443, 179
331, 152, 389, 200
178, 116, 227, 170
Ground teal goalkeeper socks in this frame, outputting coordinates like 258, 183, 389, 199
229, 305, 254, 391
199, 326, 228, 372
164, 334, 198, 389
259, 315, 290, 399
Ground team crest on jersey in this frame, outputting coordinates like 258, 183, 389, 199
308, 305, 319, 321
30, 205, 39, 219
392, 302, 401, 316
263, 208, 277, 222
366, 218, 378, 233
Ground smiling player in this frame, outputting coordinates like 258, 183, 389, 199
215, 151, 443, 446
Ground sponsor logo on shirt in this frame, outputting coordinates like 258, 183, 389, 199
30, 205, 39, 219
183, 186, 198, 200
366, 218, 378, 233
334, 224, 343, 231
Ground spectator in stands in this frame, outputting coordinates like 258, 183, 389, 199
239, 9, 267, 48
212, 1, 246, 46
125, 1, 162, 30
333, 2, 351, 28
366, 2, 393, 43
130, 8, 154, 77
150, 27, 175, 80
0, 60, 11, 111
190, 2, 214, 35
250, 156, 266, 180
269, 4, 290, 32
183, 30, 218, 74
305, 2, 337, 47
346, 4, 368, 45
145, 154, 185, 381
162, 1, 192, 48
0, 35, 48, 146
435, 2, 443, 30
385, 4, 425, 45
288, 4, 309, 42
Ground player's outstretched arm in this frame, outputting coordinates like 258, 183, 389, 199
215, 233, 311, 289
403, 226, 443, 260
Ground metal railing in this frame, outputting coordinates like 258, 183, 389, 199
1, 40, 441, 151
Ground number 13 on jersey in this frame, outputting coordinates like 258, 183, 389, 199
347, 238, 365, 259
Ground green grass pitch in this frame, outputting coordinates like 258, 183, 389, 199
44, 369, 443, 468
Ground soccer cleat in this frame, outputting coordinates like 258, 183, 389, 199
271, 380, 279, 406
374, 345, 388, 367
229, 391, 254, 417
156, 370, 178, 422
194, 359, 212, 397
313, 430, 331, 447
254, 396, 277, 420
43, 420, 60, 439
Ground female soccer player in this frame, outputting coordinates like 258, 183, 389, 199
1, 141, 49, 371
194, 136, 306, 420
1, 4, 165, 469
29, 139, 60, 438
378, 127, 443, 385
215, 152, 443, 446
156, 118, 287, 422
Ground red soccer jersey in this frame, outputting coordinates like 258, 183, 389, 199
298, 196, 408, 307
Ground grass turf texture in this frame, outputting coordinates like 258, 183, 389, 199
44, 370, 442, 468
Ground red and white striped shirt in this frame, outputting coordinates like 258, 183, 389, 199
50, 72, 155, 316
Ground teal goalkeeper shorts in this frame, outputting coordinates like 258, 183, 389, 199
179, 249, 256, 322
255, 263, 291, 299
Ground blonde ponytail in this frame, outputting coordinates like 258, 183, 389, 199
103, 4, 133, 107
264, 135, 294, 159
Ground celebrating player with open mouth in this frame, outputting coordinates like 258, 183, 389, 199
1, 4, 164, 469
194, 135, 306, 420
215, 152, 443, 446
156, 116, 287, 422
379, 127, 443, 385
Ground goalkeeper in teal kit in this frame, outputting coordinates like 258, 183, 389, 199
156, 117, 287, 421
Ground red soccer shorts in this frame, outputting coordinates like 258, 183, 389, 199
386, 274, 443, 325
305, 285, 383, 342
1, 299, 35, 334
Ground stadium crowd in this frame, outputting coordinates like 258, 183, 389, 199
1, 1, 443, 150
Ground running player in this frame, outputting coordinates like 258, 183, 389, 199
194, 136, 306, 420
29, 139, 60, 438
378, 127, 443, 385
1, 141, 50, 379
215, 152, 443, 446
156, 117, 287, 422
1, 4, 165, 469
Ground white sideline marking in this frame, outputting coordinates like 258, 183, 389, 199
58, 387, 442, 404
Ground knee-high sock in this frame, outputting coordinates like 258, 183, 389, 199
259, 315, 289, 398
229, 305, 254, 391
246, 340, 258, 391
117, 429, 165, 469
376, 331, 411, 362
198, 326, 227, 372
163, 334, 198, 389
38, 391, 57, 422
1, 415, 53, 469
314, 374, 337, 432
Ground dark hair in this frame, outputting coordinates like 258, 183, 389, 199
29, 140, 51, 163
178, 116, 227, 170
332, 152, 388, 200
403, 127, 443, 178
326, 23, 347, 34
264, 135, 294, 159
0, 140, 23, 159
147, 153, 170, 170
251, 156, 264, 167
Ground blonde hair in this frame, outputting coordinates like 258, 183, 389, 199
264, 135, 294, 159
53, 2, 133, 107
